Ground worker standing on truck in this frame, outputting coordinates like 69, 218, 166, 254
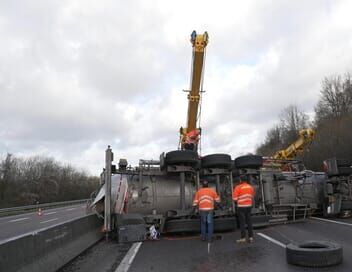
192, 180, 220, 242
184, 129, 200, 151
233, 175, 255, 243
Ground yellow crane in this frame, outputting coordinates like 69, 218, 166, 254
179, 30, 209, 151
273, 128, 316, 160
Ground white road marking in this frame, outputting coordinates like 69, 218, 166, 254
45, 211, 57, 215
66, 208, 76, 211
311, 216, 352, 226
10, 217, 29, 223
40, 218, 58, 224
115, 242, 142, 272
257, 232, 286, 248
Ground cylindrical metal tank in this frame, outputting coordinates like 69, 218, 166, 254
124, 173, 197, 214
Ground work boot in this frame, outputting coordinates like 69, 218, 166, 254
248, 237, 254, 243
236, 238, 246, 243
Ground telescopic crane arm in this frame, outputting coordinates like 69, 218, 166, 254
273, 128, 315, 160
180, 31, 209, 150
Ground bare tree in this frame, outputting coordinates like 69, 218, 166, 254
256, 125, 282, 156
0, 155, 99, 208
315, 74, 352, 124
279, 104, 309, 145
256, 105, 309, 156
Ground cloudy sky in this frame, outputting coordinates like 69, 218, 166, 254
1, 0, 351, 174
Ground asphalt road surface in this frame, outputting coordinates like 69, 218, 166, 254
62, 216, 352, 272
0, 204, 89, 243
127, 217, 352, 272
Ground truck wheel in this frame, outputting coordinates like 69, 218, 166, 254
201, 154, 232, 169
286, 241, 343, 267
234, 155, 263, 169
165, 150, 199, 166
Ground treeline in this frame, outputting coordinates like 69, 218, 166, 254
256, 73, 352, 171
0, 154, 100, 208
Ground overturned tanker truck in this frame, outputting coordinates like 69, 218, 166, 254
88, 31, 352, 242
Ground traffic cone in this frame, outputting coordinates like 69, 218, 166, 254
37, 208, 43, 216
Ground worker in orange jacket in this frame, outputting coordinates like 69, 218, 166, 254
233, 175, 255, 243
193, 180, 220, 242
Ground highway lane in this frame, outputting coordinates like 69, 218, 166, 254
59, 216, 352, 272
0, 204, 90, 242
127, 219, 352, 272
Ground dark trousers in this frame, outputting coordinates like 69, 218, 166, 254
199, 210, 214, 241
237, 207, 253, 238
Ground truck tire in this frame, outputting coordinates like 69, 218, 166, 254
201, 154, 232, 169
286, 241, 343, 267
165, 150, 199, 166
234, 155, 263, 169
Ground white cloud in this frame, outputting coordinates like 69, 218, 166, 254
0, 0, 351, 174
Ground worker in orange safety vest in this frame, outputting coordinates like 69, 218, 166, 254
192, 180, 220, 242
184, 129, 200, 151
233, 174, 255, 243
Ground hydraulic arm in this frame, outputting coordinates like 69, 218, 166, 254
180, 31, 209, 150
273, 128, 315, 160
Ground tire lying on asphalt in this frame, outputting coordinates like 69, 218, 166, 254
201, 154, 232, 169
165, 150, 199, 166
234, 155, 263, 169
286, 241, 343, 267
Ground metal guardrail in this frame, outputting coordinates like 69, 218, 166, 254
0, 199, 89, 217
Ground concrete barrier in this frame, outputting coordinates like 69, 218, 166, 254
0, 214, 103, 272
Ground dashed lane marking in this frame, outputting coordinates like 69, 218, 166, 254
257, 232, 286, 248
115, 242, 142, 272
9, 217, 29, 223
44, 211, 57, 215
311, 216, 352, 226
66, 208, 76, 211
40, 218, 58, 224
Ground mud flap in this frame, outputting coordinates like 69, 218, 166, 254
113, 214, 147, 243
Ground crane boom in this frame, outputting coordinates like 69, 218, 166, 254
180, 31, 209, 150
273, 128, 315, 160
